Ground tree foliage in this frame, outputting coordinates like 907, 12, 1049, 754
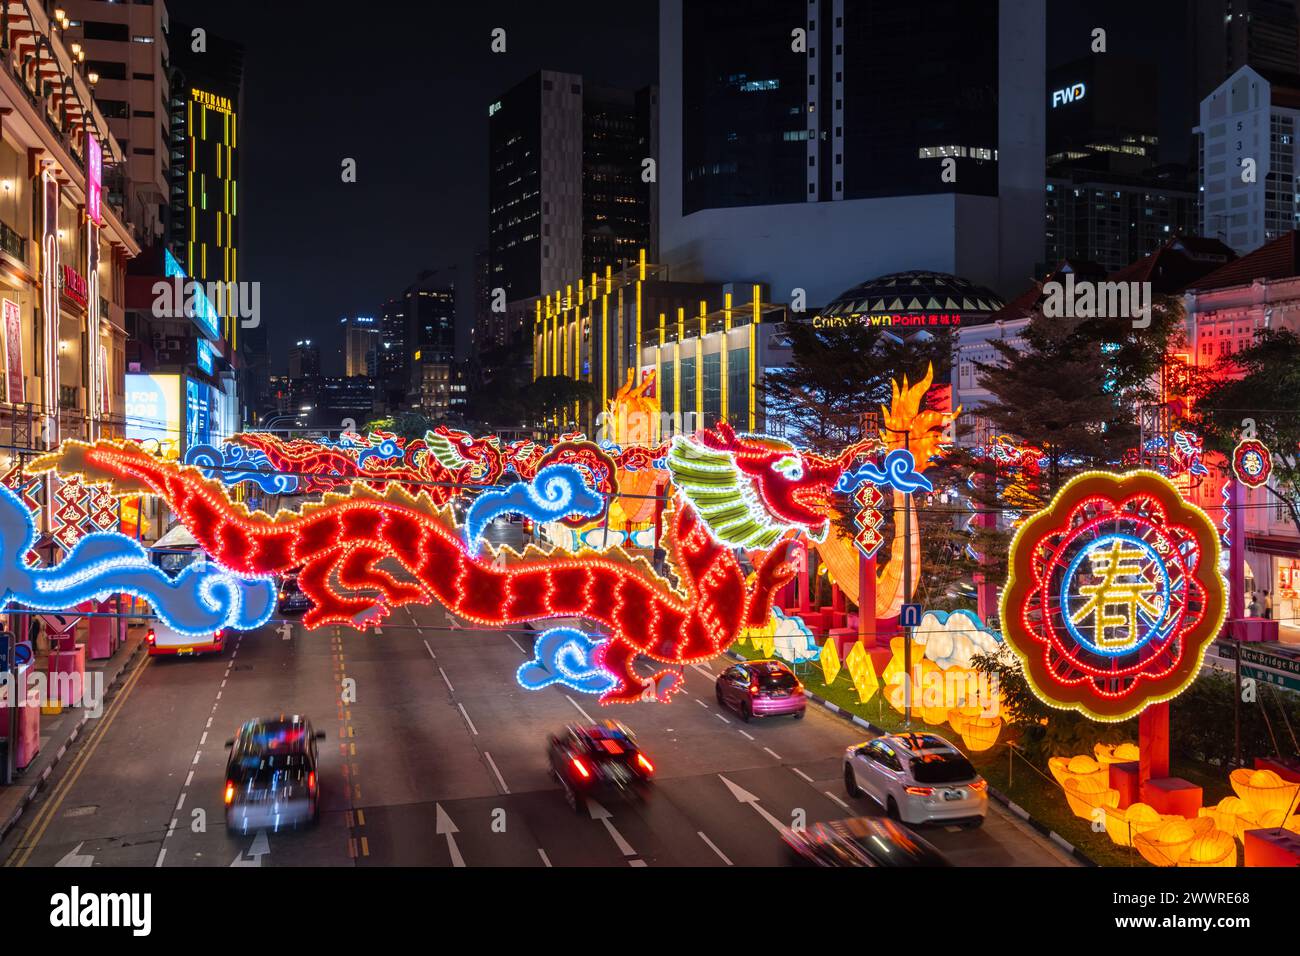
1184, 328, 1300, 536
762, 322, 953, 454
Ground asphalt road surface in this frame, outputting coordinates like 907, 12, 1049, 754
1, 519, 1074, 868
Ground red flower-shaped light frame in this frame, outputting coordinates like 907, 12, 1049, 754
1231, 439, 1272, 489
1000, 470, 1226, 722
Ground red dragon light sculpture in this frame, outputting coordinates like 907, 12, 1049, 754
35, 440, 798, 705
669, 422, 870, 549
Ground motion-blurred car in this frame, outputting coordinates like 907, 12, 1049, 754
782, 816, 952, 867
224, 715, 326, 833
715, 659, 806, 721
145, 624, 225, 657
844, 732, 987, 826
277, 572, 313, 615
548, 720, 654, 812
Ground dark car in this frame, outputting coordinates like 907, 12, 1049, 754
782, 816, 952, 867
547, 721, 654, 812
715, 659, 807, 721
277, 573, 313, 615
224, 715, 326, 833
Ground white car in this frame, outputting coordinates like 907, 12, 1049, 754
844, 732, 987, 827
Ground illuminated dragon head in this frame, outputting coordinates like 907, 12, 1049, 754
667, 422, 863, 547
607, 368, 660, 446
880, 363, 960, 467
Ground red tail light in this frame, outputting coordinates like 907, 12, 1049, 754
223, 780, 235, 805
145, 628, 156, 646
308, 771, 317, 792
636, 753, 654, 775
969, 779, 987, 792
571, 757, 591, 779
749, 683, 760, 696
905, 786, 935, 796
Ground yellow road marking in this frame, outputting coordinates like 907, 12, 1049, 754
5, 654, 151, 867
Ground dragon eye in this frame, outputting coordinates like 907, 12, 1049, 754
772, 456, 803, 481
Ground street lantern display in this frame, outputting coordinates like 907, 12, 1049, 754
1231, 438, 1273, 489
999, 470, 1227, 722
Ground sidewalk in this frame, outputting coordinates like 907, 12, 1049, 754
0, 626, 146, 844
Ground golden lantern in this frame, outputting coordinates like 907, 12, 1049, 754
1254, 809, 1300, 833
1105, 802, 1163, 847
958, 714, 1002, 753
1229, 768, 1300, 817
1094, 741, 1140, 766
1135, 817, 1214, 867
1198, 797, 1258, 842
1064, 776, 1118, 819
1179, 828, 1237, 867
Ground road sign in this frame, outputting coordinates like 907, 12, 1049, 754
900, 603, 923, 628
1222, 642, 1300, 693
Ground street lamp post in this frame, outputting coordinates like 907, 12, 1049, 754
880, 422, 913, 729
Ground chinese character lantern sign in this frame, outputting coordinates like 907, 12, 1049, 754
1000, 471, 1226, 722
1231, 439, 1272, 489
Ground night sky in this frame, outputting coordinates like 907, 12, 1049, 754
166, 0, 1187, 375
166, 0, 658, 375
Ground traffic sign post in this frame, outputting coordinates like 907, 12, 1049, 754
1, 629, 13, 785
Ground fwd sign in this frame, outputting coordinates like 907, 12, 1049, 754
1051, 82, 1086, 108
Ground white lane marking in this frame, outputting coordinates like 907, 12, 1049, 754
438, 667, 454, 693
763, 747, 782, 760
691, 664, 716, 680
588, 799, 638, 859
205, 717, 212, 729
484, 751, 510, 794
695, 699, 708, 708
538, 848, 552, 867
698, 831, 733, 865
435, 804, 465, 868
824, 790, 850, 810
565, 695, 595, 723
791, 767, 814, 783
192, 751, 201, 765
714, 712, 730, 724
423, 640, 436, 660
175, 793, 186, 812
628, 859, 648, 867
506, 633, 526, 654
199, 731, 207, 746
185, 770, 194, 788
717, 774, 787, 833
737, 729, 754, 741
154, 848, 167, 867
457, 703, 479, 736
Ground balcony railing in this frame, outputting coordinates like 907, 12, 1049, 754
0, 219, 26, 263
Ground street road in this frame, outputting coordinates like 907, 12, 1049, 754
1, 520, 1073, 868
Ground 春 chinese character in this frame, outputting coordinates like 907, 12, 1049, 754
1071, 539, 1163, 649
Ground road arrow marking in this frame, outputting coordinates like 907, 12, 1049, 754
55, 842, 94, 867
435, 804, 465, 867
587, 799, 637, 858
230, 829, 270, 867
718, 774, 788, 833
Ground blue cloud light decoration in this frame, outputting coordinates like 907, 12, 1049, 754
0, 485, 275, 638
463, 463, 605, 551
185, 442, 299, 495
835, 448, 933, 495
356, 438, 402, 468
517, 627, 615, 695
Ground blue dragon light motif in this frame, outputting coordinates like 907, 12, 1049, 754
185, 442, 299, 495
517, 628, 616, 695
835, 448, 933, 495
462, 463, 605, 552
356, 438, 402, 468
0, 484, 275, 637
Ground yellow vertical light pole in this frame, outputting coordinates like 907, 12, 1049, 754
696, 301, 706, 428
601, 290, 609, 416
657, 312, 665, 441
635, 277, 642, 387
675, 306, 684, 435
750, 284, 761, 432
722, 292, 732, 424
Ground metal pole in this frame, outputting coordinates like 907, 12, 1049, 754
903, 430, 912, 729
1234, 636, 1242, 768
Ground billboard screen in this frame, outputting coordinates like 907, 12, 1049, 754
125, 373, 182, 457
